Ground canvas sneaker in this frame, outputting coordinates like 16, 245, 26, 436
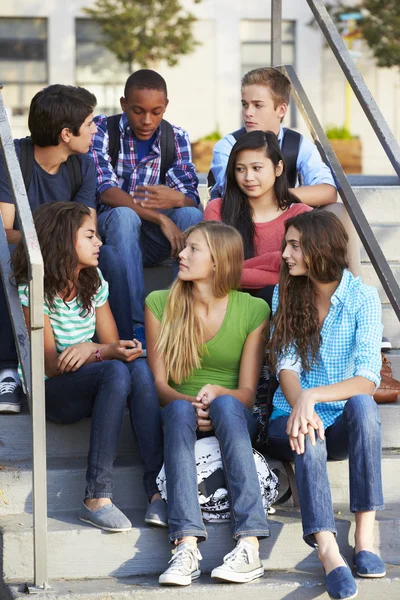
211, 539, 264, 583
0, 369, 22, 414
159, 543, 202, 586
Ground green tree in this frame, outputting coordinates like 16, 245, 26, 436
314, 1, 400, 68
83, 0, 202, 73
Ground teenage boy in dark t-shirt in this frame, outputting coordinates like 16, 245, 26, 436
0, 84, 132, 412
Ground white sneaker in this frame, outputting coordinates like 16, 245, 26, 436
159, 543, 202, 586
211, 539, 264, 583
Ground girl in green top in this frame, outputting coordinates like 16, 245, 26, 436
12, 202, 164, 533
145, 221, 270, 586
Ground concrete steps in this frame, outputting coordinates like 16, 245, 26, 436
353, 186, 400, 346
4, 570, 400, 600
1, 451, 400, 518
2, 505, 400, 583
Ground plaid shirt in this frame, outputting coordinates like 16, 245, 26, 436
89, 113, 199, 212
271, 269, 383, 428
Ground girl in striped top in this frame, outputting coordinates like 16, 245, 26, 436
12, 202, 164, 533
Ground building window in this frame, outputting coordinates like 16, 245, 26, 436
240, 19, 296, 126
0, 18, 47, 117
76, 18, 127, 115
241, 19, 296, 75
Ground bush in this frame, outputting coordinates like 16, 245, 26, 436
325, 126, 356, 140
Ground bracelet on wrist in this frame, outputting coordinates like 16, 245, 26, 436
95, 348, 103, 362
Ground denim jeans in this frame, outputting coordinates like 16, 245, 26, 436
267, 394, 384, 547
97, 206, 203, 325
97, 245, 135, 339
0, 244, 133, 369
162, 395, 270, 543
45, 361, 131, 499
125, 358, 163, 499
0, 244, 18, 370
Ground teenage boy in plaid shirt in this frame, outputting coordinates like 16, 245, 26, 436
89, 70, 202, 347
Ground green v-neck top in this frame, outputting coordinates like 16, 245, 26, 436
146, 289, 270, 397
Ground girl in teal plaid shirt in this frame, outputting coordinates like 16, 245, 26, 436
268, 211, 384, 600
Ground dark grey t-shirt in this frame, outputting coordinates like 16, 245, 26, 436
0, 139, 97, 228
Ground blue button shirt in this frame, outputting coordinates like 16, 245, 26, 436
270, 269, 383, 429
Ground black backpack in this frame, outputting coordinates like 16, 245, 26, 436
106, 115, 176, 185
19, 137, 82, 200
207, 127, 302, 195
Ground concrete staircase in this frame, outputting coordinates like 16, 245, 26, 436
354, 185, 400, 347
1, 184, 400, 599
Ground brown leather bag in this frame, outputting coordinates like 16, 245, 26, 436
373, 353, 400, 404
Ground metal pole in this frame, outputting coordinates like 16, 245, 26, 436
282, 65, 400, 320
271, 0, 282, 66
305, 0, 400, 178
0, 87, 48, 590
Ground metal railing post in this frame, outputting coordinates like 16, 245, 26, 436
305, 0, 400, 178
271, 0, 283, 66
0, 87, 48, 591
281, 65, 400, 320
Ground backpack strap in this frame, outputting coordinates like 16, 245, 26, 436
231, 126, 246, 141
159, 119, 175, 185
19, 137, 34, 192
281, 128, 302, 188
207, 127, 247, 192
65, 154, 83, 200
106, 114, 122, 170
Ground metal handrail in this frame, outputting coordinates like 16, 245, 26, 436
282, 65, 400, 320
0, 88, 48, 591
270, 1, 400, 320
305, 0, 400, 179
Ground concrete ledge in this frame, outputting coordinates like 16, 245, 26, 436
4, 567, 400, 600
2, 506, 400, 582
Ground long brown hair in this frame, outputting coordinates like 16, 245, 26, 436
12, 202, 101, 315
156, 221, 244, 384
268, 211, 349, 373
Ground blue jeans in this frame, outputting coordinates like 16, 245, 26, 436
98, 245, 135, 339
0, 244, 133, 369
267, 394, 384, 547
45, 359, 163, 501
45, 361, 131, 499
162, 395, 270, 543
125, 358, 163, 499
97, 206, 203, 325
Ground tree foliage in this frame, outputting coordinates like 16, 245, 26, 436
83, 0, 202, 73
316, 1, 400, 69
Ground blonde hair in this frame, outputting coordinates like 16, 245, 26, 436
156, 221, 244, 384
241, 67, 291, 107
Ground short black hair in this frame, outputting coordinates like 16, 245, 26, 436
124, 69, 168, 98
28, 84, 97, 147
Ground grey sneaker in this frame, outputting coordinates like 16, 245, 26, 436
211, 539, 264, 583
159, 543, 202, 586
0, 370, 22, 414
78, 502, 132, 532
145, 498, 168, 527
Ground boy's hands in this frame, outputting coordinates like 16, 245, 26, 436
158, 215, 185, 259
133, 185, 185, 210
57, 342, 96, 374
110, 340, 143, 362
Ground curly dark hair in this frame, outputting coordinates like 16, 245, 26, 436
11, 202, 101, 315
221, 130, 300, 259
268, 210, 349, 374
